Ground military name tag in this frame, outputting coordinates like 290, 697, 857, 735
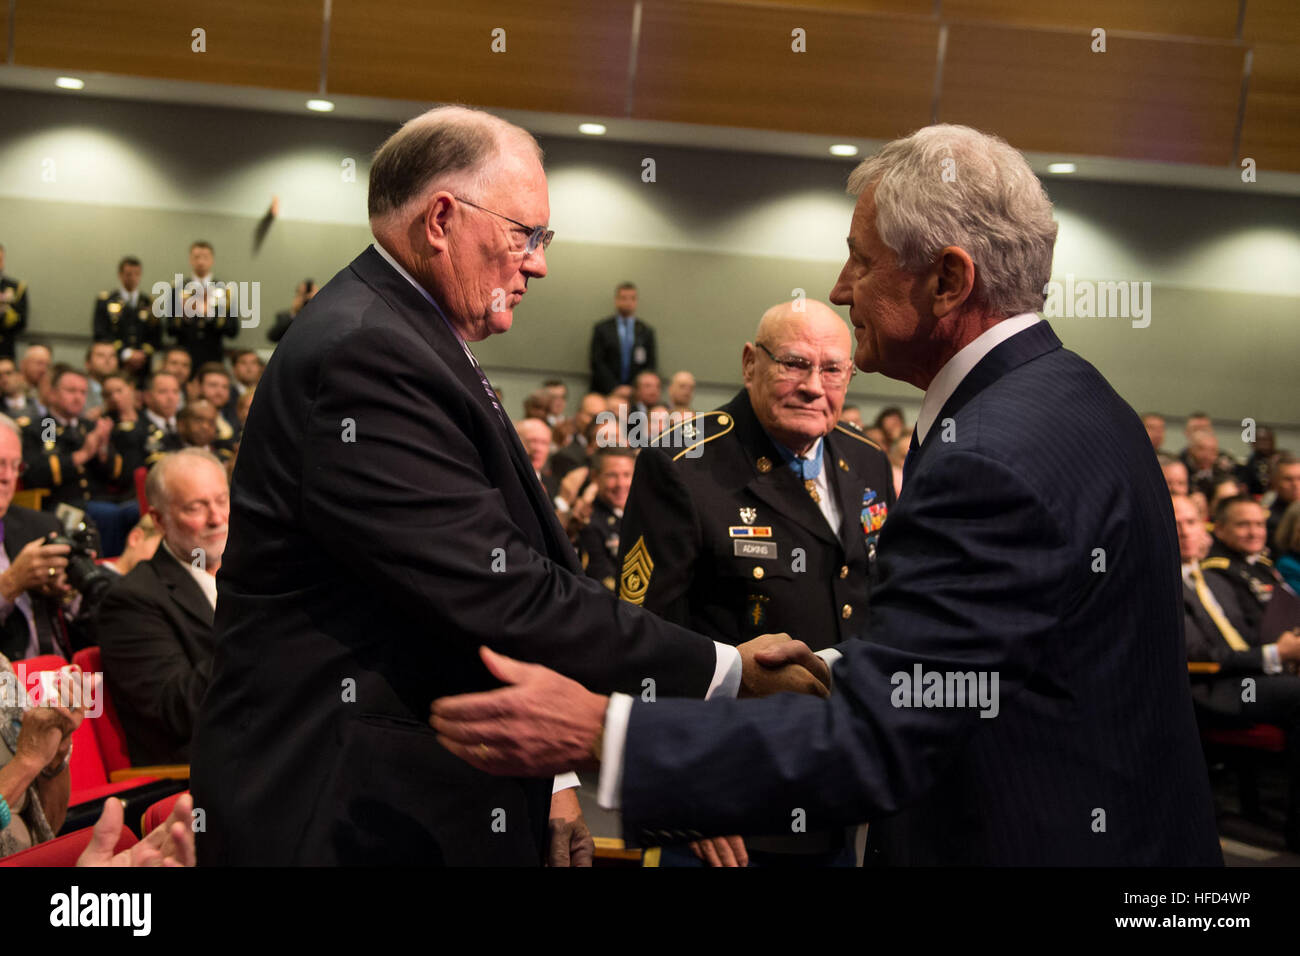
734, 540, 777, 560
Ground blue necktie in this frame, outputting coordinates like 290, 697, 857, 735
619, 317, 634, 383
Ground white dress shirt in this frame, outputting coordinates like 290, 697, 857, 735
914, 313, 1041, 445
162, 540, 217, 610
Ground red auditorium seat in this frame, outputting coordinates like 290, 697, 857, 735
141, 791, 187, 836
134, 465, 149, 515
0, 823, 137, 867
70, 646, 189, 785
1205, 724, 1287, 753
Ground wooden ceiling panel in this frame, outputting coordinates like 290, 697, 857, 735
328, 0, 632, 117
941, 23, 1245, 165
1240, 42, 1300, 172
701, 0, 934, 14
1242, 0, 1300, 46
14, 0, 323, 91
943, 0, 1240, 41
632, 1, 938, 137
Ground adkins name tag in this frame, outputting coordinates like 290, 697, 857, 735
733, 540, 777, 560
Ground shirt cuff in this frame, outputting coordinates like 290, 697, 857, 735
596, 692, 634, 811
552, 772, 580, 794
817, 648, 843, 692
1263, 643, 1283, 675
708, 642, 742, 699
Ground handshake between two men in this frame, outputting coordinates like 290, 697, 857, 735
430, 633, 831, 866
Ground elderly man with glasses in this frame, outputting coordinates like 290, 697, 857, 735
610, 298, 893, 866
192, 105, 829, 867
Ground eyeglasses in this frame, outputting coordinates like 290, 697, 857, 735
454, 196, 554, 257
756, 342, 856, 388
0, 458, 26, 476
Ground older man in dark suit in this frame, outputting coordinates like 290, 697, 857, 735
95, 448, 227, 766
433, 124, 1223, 866
191, 106, 825, 867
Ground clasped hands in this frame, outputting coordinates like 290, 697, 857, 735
430, 633, 830, 780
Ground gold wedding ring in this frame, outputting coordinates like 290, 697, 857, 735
478, 743, 491, 759
47, 566, 56, 578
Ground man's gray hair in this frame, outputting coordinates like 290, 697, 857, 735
0, 415, 20, 439
847, 124, 1058, 317
368, 105, 543, 224
144, 448, 226, 513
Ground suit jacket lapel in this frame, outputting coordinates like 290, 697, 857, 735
349, 245, 574, 568
909, 321, 1063, 478
153, 552, 215, 629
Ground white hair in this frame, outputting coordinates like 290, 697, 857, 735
144, 448, 226, 514
847, 125, 1058, 317
368, 105, 543, 231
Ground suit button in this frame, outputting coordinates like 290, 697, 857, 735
841, 604, 852, 619
839, 565, 849, 579
752, 566, 764, 580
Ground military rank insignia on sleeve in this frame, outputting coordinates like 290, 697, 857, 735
619, 536, 654, 605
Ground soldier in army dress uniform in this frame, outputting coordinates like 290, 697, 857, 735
93, 256, 163, 385
615, 300, 894, 867
16, 365, 139, 554
0, 244, 29, 361
576, 446, 636, 592
1202, 495, 1298, 642
165, 242, 239, 368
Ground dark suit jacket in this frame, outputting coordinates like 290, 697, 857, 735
95, 547, 215, 765
0, 506, 72, 661
191, 245, 716, 866
589, 315, 655, 394
619, 389, 894, 651
620, 321, 1222, 865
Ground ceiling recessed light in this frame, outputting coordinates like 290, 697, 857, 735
55, 77, 84, 91
1047, 163, 1077, 174
829, 144, 859, 157
306, 99, 335, 112
579, 123, 607, 136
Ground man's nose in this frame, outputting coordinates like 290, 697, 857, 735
523, 246, 548, 279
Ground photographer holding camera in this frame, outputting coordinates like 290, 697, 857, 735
0, 415, 91, 662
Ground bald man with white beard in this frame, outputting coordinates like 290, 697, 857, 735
613, 299, 894, 866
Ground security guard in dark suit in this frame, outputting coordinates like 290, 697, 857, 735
576, 446, 636, 592
1201, 495, 1293, 641
0, 246, 29, 361
619, 389, 893, 651
93, 257, 163, 384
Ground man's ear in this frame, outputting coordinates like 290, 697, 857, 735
931, 246, 976, 319
423, 192, 456, 254
741, 343, 757, 388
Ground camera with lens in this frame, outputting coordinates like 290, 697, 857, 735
45, 512, 115, 613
